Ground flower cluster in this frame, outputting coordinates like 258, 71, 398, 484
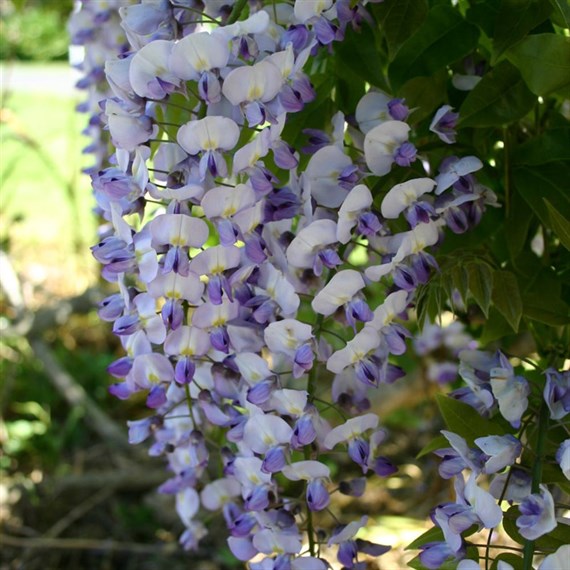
413, 319, 477, 385
419, 351, 569, 569
68, 0, 132, 175
87, 0, 499, 565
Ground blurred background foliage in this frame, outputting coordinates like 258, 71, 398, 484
0, 0, 74, 61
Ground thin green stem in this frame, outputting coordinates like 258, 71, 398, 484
184, 383, 193, 416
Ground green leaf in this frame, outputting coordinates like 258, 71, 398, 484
545, 199, 570, 251
436, 395, 511, 445
492, 0, 552, 63
467, 261, 494, 317
416, 435, 448, 458
398, 70, 448, 122
522, 294, 570, 325
458, 61, 536, 127
507, 33, 570, 95
550, 0, 570, 28
451, 264, 469, 305
492, 270, 523, 331
334, 24, 386, 89
512, 128, 570, 166
480, 307, 517, 345
505, 190, 534, 260
466, 0, 500, 37
416, 280, 445, 329
513, 163, 570, 228
374, 0, 429, 58
389, 5, 479, 90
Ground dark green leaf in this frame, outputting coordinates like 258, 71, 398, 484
522, 295, 570, 325
459, 61, 536, 127
334, 24, 386, 89
550, 0, 570, 28
545, 199, 570, 251
436, 395, 511, 445
466, 0, 500, 37
492, 0, 552, 63
480, 307, 517, 345
512, 128, 570, 166
451, 264, 469, 305
374, 0, 429, 58
507, 34, 570, 95
389, 5, 479, 90
513, 163, 570, 228
467, 261, 494, 317
416, 435, 448, 458
505, 190, 534, 260
502, 505, 525, 545
492, 270, 523, 331
398, 70, 448, 122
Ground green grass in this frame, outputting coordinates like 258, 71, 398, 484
1, 63, 98, 294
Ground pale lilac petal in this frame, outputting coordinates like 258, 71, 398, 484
282, 460, 330, 481
304, 145, 352, 208
286, 219, 338, 269
356, 91, 391, 133
324, 414, 379, 449
222, 60, 283, 105
243, 414, 293, 454
326, 327, 380, 374
177, 116, 240, 154
337, 184, 373, 243
364, 121, 410, 176
381, 178, 436, 219
200, 478, 241, 511
312, 270, 366, 316
150, 214, 209, 248
169, 32, 230, 80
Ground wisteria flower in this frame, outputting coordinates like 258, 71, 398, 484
430, 105, 459, 144
177, 116, 240, 179
516, 485, 557, 540
364, 120, 415, 176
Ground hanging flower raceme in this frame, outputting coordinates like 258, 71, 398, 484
84, 0, 500, 566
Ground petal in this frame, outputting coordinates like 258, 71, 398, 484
177, 116, 240, 154
312, 270, 366, 316
170, 32, 229, 80
381, 178, 436, 219
364, 121, 410, 176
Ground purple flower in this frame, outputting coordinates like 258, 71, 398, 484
418, 542, 464, 570
306, 479, 330, 511
393, 142, 417, 167
387, 98, 409, 121
430, 105, 459, 144
516, 485, 557, 540
544, 368, 570, 420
